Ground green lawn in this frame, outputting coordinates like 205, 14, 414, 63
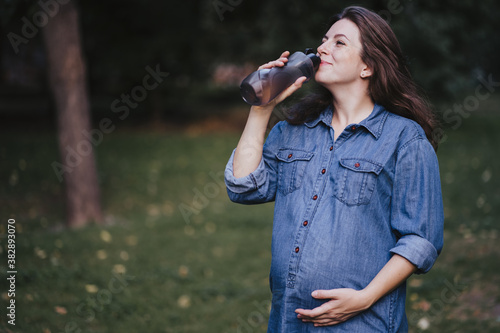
1, 103, 499, 332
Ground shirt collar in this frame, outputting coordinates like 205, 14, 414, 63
304, 103, 388, 139
304, 105, 333, 128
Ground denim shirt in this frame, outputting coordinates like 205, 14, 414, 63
224, 104, 444, 332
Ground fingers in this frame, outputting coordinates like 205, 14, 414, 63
295, 302, 330, 318
281, 76, 307, 96
257, 51, 290, 70
295, 288, 364, 327
296, 307, 353, 326
298, 313, 354, 326
312, 287, 356, 300
294, 76, 308, 85
253, 51, 305, 107
273, 76, 307, 104
279, 50, 290, 58
311, 289, 338, 299
300, 317, 342, 326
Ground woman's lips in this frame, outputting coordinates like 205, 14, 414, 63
320, 60, 332, 66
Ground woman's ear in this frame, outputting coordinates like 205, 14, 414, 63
360, 66, 372, 79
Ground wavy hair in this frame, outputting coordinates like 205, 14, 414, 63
286, 6, 439, 150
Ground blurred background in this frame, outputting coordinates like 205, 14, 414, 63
0, 0, 499, 332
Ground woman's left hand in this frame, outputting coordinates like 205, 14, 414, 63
295, 288, 372, 327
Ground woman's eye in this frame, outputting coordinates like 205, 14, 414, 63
336, 40, 345, 46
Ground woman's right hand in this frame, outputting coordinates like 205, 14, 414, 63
252, 51, 308, 111
233, 51, 306, 178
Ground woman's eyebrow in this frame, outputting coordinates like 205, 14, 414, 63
322, 33, 350, 41
334, 33, 350, 41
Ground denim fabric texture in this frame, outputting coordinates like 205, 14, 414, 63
224, 104, 444, 332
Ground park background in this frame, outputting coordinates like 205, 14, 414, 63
0, 0, 499, 332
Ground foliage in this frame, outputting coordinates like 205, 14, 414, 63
1, 0, 499, 122
76, 0, 498, 99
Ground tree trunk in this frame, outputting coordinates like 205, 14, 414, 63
42, 1, 103, 228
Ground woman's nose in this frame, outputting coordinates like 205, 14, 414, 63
317, 41, 328, 55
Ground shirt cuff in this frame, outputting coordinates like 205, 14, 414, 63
224, 149, 266, 194
390, 234, 438, 274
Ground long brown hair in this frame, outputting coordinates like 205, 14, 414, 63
286, 6, 439, 150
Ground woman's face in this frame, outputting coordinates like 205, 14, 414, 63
315, 18, 369, 87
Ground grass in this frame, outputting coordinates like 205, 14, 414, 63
1, 100, 500, 332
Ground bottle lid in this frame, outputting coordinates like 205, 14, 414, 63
305, 48, 320, 69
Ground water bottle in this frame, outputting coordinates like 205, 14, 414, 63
240, 48, 320, 106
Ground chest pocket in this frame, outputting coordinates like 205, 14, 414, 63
334, 158, 383, 206
276, 148, 314, 196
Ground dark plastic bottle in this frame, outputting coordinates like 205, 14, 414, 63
240, 49, 320, 106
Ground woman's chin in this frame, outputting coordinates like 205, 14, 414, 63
314, 76, 331, 88
314, 74, 326, 85
314, 70, 335, 84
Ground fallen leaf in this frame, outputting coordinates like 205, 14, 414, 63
100, 230, 112, 243
409, 278, 423, 288
34, 247, 47, 259
178, 265, 189, 277
112, 264, 126, 274
120, 251, 129, 261
147, 204, 160, 217
96, 250, 107, 260
55, 306, 67, 315
481, 169, 492, 183
205, 222, 216, 234
418, 300, 431, 312
417, 317, 430, 330
85, 284, 98, 293
177, 295, 191, 308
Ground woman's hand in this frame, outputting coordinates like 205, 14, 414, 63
295, 288, 372, 327
253, 51, 307, 111
294, 255, 417, 327
257, 50, 291, 71
233, 51, 307, 178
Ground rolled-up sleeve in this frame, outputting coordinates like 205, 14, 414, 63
389, 138, 444, 274
224, 122, 282, 204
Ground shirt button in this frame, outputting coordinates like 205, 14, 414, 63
312, 195, 318, 200
321, 169, 326, 174
351, 125, 356, 131
303, 221, 308, 226
329, 146, 333, 151
295, 247, 300, 253
354, 162, 360, 168
288, 153, 293, 158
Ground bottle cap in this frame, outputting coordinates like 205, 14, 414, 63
305, 48, 320, 69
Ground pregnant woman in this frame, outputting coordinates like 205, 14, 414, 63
225, 6, 444, 332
